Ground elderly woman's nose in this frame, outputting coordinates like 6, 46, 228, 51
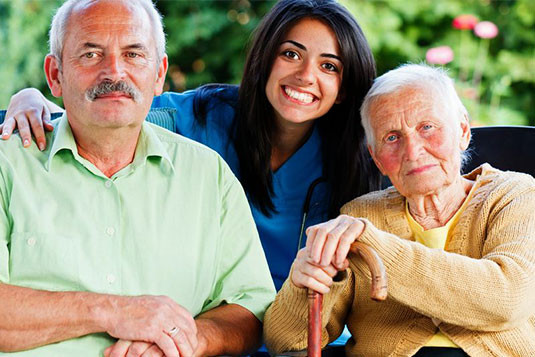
403, 135, 424, 161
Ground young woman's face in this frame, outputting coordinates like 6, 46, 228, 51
265, 18, 343, 128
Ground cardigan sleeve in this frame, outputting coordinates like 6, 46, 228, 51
343, 176, 535, 332
263, 269, 354, 354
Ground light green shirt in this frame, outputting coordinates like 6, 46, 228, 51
0, 115, 275, 356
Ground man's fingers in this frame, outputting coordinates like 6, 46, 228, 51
109, 340, 133, 357
154, 334, 180, 357
171, 327, 196, 357
126, 341, 152, 357
14, 114, 32, 148
1, 117, 16, 140
140, 344, 164, 357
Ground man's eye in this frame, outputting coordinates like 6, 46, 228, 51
282, 50, 299, 60
126, 52, 140, 58
83, 52, 96, 59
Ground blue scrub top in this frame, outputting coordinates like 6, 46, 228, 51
152, 87, 329, 290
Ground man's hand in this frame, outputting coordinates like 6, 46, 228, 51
2, 88, 56, 150
104, 340, 164, 357
305, 215, 366, 269
102, 295, 198, 357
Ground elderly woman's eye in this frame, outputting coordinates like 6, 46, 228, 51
386, 134, 398, 142
422, 124, 433, 130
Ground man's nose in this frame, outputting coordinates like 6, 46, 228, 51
99, 54, 126, 81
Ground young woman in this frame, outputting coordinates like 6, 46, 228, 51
2, 0, 380, 291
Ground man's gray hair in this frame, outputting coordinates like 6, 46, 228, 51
49, 0, 166, 69
360, 63, 471, 166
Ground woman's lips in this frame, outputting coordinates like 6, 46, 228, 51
407, 164, 436, 175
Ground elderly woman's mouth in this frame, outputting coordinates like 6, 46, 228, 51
407, 164, 437, 175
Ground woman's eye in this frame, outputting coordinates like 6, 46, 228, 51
422, 124, 433, 130
282, 50, 299, 60
322, 62, 339, 72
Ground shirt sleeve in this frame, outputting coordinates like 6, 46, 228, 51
200, 157, 276, 321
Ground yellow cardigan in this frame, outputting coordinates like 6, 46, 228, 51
264, 165, 535, 357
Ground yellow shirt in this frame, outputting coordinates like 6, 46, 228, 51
406, 183, 477, 348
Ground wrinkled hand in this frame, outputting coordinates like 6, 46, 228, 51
104, 340, 164, 357
290, 248, 342, 294
103, 295, 199, 357
306, 215, 365, 270
1, 88, 54, 150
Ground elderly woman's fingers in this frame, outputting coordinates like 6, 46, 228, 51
291, 249, 338, 293
306, 218, 341, 263
334, 219, 365, 268
319, 222, 351, 267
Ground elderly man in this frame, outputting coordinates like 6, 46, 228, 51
264, 64, 535, 356
0, 0, 275, 356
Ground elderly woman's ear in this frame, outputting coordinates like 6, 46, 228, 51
459, 113, 471, 151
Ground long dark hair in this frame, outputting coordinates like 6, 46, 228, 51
195, 0, 380, 217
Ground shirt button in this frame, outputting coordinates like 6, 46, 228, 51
104, 180, 113, 188
27, 237, 36, 247
106, 274, 116, 284
106, 227, 115, 236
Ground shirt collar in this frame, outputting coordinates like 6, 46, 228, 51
46, 114, 174, 174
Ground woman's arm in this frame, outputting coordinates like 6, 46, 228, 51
263, 248, 354, 354
1, 88, 60, 150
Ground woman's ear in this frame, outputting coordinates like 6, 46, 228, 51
459, 113, 471, 151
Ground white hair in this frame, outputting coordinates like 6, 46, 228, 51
360, 63, 471, 166
49, 0, 166, 68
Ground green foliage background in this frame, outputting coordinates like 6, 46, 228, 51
0, 0, 533, 125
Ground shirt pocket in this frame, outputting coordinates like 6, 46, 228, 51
9, 231, 80, 290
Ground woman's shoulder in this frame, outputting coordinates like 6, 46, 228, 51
152, 84, 239, 113
341, 186, 402, 216
470, 163, 535, 194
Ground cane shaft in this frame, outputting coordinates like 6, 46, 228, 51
307, 290, 323, 357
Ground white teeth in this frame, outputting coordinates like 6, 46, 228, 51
284, 86, 314, 104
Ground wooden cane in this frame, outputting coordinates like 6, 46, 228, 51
307, 242, 388, 356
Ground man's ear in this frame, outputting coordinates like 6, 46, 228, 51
44, 55, 63, 98
154, 55, 169, 96
459, 113, 471, 151
368, 144, 386, 176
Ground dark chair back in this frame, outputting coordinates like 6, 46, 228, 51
463, 125, 535, 176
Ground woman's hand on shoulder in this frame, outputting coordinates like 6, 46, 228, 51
306, 215, 365, 270
1, 88, 57, 150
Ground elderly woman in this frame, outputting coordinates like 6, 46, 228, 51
263, 64, 535, 357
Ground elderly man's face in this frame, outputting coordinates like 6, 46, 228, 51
367, 87, 470, 197
45, 0, 167, 130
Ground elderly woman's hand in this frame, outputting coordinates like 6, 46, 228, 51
306, 215, 366, 270
290, 248, 343, 294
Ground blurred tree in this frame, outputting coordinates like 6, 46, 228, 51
1, 0, 533, 125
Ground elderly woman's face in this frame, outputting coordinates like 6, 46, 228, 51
367, 87, 470, 197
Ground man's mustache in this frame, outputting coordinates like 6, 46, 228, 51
85, 80, 141, 102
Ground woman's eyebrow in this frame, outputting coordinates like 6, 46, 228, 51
281, 40, 341, 62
